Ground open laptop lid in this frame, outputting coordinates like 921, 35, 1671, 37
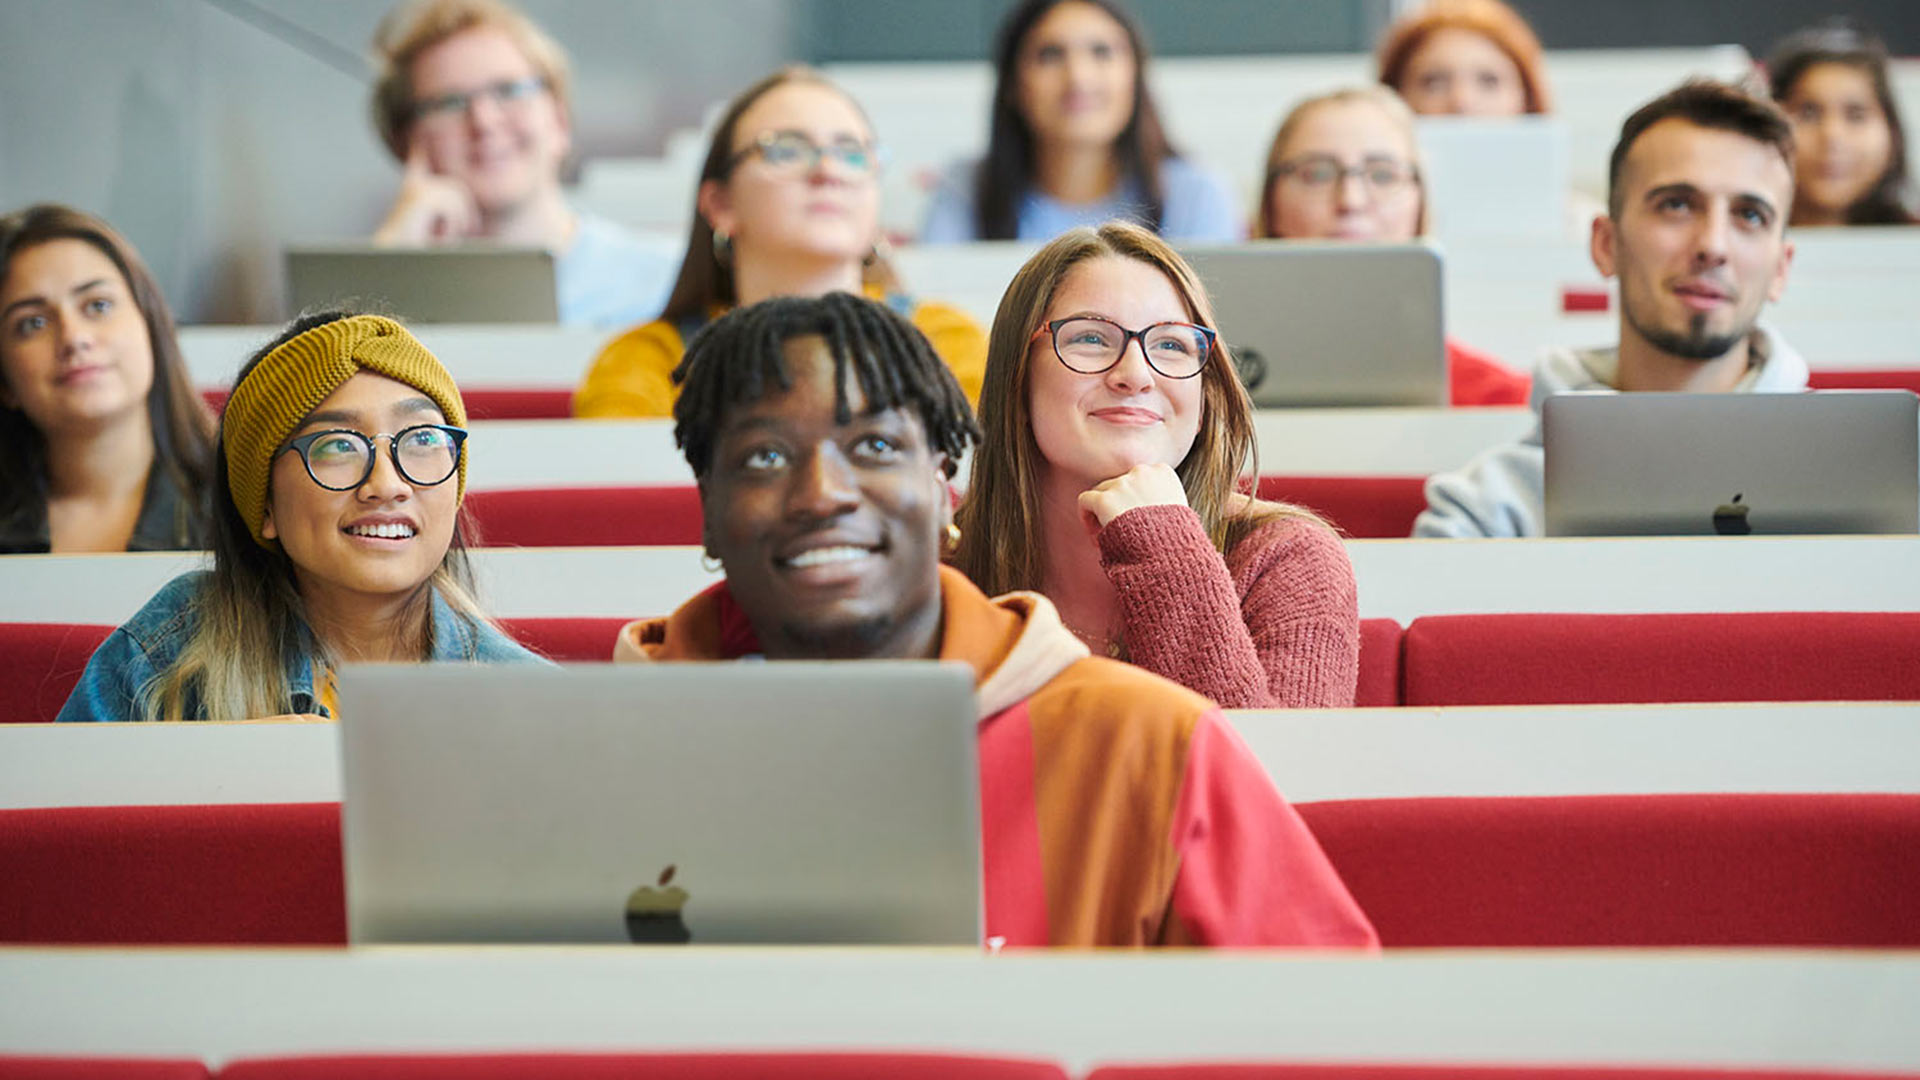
1543, 390, 1920, 537
338, 661, 981, 945
285, 243, 558, 324
1416, 116, 1572, 241
1180, 242, 1446, 407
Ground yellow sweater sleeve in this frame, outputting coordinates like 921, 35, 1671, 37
911, 301, 988, 409
572, 319, 687, 419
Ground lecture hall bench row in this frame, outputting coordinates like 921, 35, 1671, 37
7, 610, 1920, 724
198, 367, 1920, 423
3, 1054, 1917, 1080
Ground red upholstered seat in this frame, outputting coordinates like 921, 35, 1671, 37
1256, 476, 1429, 539
218, 1054, 1069, 1080
1355, 618, 1403, 707
1807, 369, 1920, 396
1297, 793, 1920, 947
0, 623, 114, 724
498, 617, 630, 661
203, 387, 571, 420
0, 1058, 208, 1080
463, 486, 704, 547
0, 803, 345, 945
1088, 1065, 1919, 1080
1401, 611, 1920, 707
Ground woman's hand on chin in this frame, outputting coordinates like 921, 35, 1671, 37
1077, 462, 1190, 534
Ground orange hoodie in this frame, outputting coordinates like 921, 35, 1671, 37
615, 566, 1379, 949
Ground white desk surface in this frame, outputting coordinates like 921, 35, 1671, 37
1, 948, 1915, 1069
5, 536, 1918, 626
6, 702, 1914, 811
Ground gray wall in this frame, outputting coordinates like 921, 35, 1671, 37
0, 0, 794, 326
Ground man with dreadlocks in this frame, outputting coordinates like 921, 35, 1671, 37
613, 292, 1376, 949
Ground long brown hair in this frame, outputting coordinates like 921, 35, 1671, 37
659, 66, 897, 324
975, 0, 1174, 240
952, 222, 1321, 597
1766, 20, 1917, 226
0, 203, 215, 545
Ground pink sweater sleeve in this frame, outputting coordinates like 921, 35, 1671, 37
1163, 710, 1379, 948
1099, 504, 1360, 709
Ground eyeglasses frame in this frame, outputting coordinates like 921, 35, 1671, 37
722, 129, 885, 178
410, 75, 550, 125
1265, 154, 1421, 197
277, 424, 470, 492
1029, 316, 1217, 379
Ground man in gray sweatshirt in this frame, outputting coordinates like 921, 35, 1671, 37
1416, 81, 1807, 539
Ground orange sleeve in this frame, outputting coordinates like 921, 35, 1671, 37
572, 319, 686, 418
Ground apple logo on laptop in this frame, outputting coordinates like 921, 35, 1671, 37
625, 864, 691, 944
1712, 493, 1753, 536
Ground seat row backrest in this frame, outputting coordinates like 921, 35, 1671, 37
9, 611, 1920, 723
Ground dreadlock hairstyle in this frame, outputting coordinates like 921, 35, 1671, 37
671, 291, 979, 479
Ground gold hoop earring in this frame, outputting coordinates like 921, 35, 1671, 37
944, 523, 962, 552
864, 234, 894, 269
711, 230, 732, 267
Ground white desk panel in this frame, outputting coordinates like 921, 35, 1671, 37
1, 949, 1915, 1069
7, 702, 1915, 811
181, 324, 612, 389
5, 537, 1916, 626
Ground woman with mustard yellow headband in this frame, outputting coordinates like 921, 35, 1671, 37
58, 311, 541, 723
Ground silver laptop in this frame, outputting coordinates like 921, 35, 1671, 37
1544, 390, 1920, 537
338, 662, 981, 945
286, 243, 559, 323
1179, 242, 1446, 407
1416, 116, 1572, 240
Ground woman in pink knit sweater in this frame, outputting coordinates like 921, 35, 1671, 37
951, 222, 1359, 709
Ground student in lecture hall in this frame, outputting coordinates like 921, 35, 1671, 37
573, 66, 987, 418
1415, 80, 1811, 540
0, 203, 215, 554
917, 0, 1241, 243
1254, 86, 1530, 407
368, 0, 673, 329
1766, 20, 1919, 227
610, 290, 1377, 949
1376, 0, 1550, 118
951, 223, 1360, 710
58, 312, 543, 724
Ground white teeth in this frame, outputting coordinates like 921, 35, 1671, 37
785, 546, 872, 568
345, 522, 416, 540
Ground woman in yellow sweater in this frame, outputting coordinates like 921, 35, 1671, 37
574, 67, 986, 417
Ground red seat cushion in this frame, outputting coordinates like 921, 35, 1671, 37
0, 624, 114, 724
218, 1054, 1069, 1080
0, 1058, 208, 1080
1807, 369, 1920, 395
1256, 476, 1428, 539
1297, 793, 1920, 947
1402, 611, 1920, 706
1089, 1065, 1916, 1080
1354, 618, 1403, 707
0, 803, 345, 945
464, 486, 704, 547
498, 617, 631, 661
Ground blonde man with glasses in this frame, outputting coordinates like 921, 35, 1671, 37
369, 0, 671, 329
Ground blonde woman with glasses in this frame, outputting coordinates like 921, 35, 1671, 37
59, 312, 542, 723
952, 222, 1358, 709
574, 67, 986, 419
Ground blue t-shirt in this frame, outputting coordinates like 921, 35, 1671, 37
556, 211, 677, 330
918, 157, 1244, 244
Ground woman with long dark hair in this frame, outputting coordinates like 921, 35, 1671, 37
919, 0, 1239, 243
0, 204, 215, 553
1767, 21, 1918, 226
59, 311, 541, 723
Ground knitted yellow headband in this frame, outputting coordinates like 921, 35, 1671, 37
224, 314, 468, 548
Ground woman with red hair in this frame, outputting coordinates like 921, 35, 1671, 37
1377, 0, 1552, 117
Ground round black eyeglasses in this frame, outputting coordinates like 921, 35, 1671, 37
1030, 316, 1216, 379
278, 424, 468, 491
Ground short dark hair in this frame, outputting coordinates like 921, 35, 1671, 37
671, 292, 980, 479
1607, 80, 1797, 218
1766, 19, 1917, 225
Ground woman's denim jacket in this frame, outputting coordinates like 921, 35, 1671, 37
57, 570, 544, 722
